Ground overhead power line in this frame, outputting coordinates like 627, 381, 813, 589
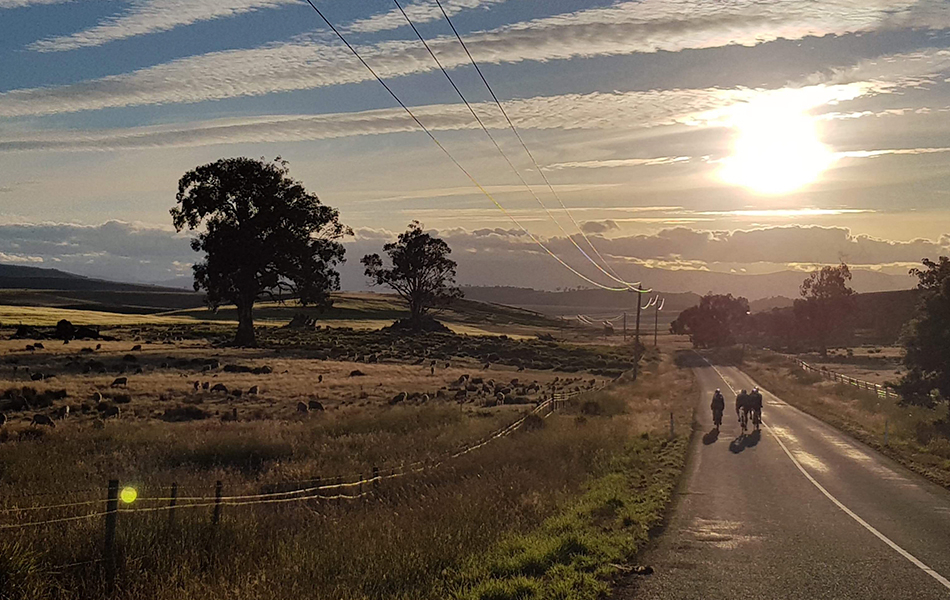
393, 0, 642, 291
432, 0, 647, 293
301, 0, 634, 291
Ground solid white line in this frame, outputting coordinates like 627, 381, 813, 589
701, 358, 950, 591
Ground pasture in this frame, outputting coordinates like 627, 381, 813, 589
0, 305, 694, 600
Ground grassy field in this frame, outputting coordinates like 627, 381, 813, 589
744, 349, 950, 489
0, 292, 578, 340
0, 343, 696, 600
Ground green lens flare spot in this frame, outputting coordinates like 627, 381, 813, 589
120, 487, 138, 504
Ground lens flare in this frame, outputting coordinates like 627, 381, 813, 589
120, 487, 138, 504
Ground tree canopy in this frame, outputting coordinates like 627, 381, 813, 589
793, 263, 855, 355
893, 257, 950, 408
171, 157, 350, 346
362, 222, 462, 330
670, 293, 751, 348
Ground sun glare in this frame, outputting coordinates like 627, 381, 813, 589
720, 97, 836, 195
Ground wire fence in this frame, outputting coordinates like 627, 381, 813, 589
0, 387, 600, 529
795, 358, 899, 400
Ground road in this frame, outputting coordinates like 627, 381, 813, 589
626, 364, 950, 599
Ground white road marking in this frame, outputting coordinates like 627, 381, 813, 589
701, 359, 950, 592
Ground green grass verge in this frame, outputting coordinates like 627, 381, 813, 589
447, 435, 687, 600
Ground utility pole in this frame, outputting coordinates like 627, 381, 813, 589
623, 311, 627, 342
634, 295, 642, 376
654, 297, 664, 347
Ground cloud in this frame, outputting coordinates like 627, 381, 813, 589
342, 0, 507, 35
2, 0, 946, 117
0, 0, 67, 8
1, 220, 938, 295
27, 0, 300, 52
0, 83, 878, 152
544, 156, 692, 171
580, 220, 619, 235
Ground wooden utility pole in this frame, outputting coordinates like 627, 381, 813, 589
622, 312, 627, 342
634, 295, 642, 377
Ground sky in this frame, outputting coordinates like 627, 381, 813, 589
1, 0, 950, 295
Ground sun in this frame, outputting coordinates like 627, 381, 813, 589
719, 97, 836, 195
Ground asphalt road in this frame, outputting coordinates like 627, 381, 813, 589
627, 364, 950, 599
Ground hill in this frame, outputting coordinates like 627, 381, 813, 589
0, 263, 204, 314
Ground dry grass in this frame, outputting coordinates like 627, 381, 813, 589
744, 349, 950, 488
0, 341, 696, 600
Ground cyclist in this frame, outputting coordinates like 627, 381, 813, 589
749, 386, 763, 430
735, 389, 750, 433
711, 388, 725, 429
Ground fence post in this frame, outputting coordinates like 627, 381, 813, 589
103, 479, 119, 592
168, 482, 178, 529
669, 412, 675, 439
884, 419, 889, 446
373, 466, 379, 493
212, 480, 223, 527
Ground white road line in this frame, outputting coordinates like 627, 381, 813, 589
701, 358, 950, 591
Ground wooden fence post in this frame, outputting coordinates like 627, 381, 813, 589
884, 419, 889, 446
103, 479, 119, 592
168, 482, 178, 529
669, 412, 675, 439
373, 467, 379, 493
212, 480, 223, 527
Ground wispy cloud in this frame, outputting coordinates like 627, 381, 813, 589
3, 0, 948, 117
28, 0, 300, 52
544, 156, 692, 171
0, 83, 877, 152
0, 0, 67, 9
342, 0, 507, 34
836, 147, 950, 159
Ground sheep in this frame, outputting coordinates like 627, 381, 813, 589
211, 383, 228, 393
193, 380, 200, 391
296, 402, 309, 414
0, 413, 6, 427
111, 377, 128, 387
31, 414, 55, 427
91, 391, 103, 402
308, 400, 324, 411
102, 405, 120, 419
318, 375, 323, 383
53, 405, 69, 420
202, 381, 210, 390
34, 343, 45, 349
247, 385, 259, 395
131, 344, 142, 351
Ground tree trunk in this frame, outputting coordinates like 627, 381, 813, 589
235, 299, 256, 347
409, 296, 425, 329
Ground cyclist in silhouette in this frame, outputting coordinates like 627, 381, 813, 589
736, 389, 751, 433
711, 388, 725, 429
749, 386, 763, 430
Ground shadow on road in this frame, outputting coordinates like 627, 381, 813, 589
728, 429, 762, 454
702, 428, 720, 445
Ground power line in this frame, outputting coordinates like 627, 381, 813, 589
392, 0, 640, 291
301, 0, 631, 291
432, 0, 647, 293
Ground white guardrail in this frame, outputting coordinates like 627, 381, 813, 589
796, 359, 898, 400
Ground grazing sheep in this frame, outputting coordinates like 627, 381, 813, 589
31, 414, 55, 427
390, 392, 407, 405
95, 344, 102, 350
430, 365, 435, 376
247, 385, 259, 395
102, 405, 120, 419
308, 400, 324, 411
211, 383, 228, 393
296, 402, 309, 414
30, 373, 44, 381
202, 381, 210, 390
232, 389, 243, 398
317, 375, 323, 383
0, 413, 6, 427
34, 343, 44, 349
53, 405, 69, 419
111, 377, 128, 387
91, 391, 103, 402
193, 380, 200, 391
483, 363, 491, 370
131, 344, 142, 351
349, 370, 365, 377
517, 365, 525, 372
444, 362, 450, 369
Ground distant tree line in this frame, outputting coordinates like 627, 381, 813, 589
670, 264, 856, 354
